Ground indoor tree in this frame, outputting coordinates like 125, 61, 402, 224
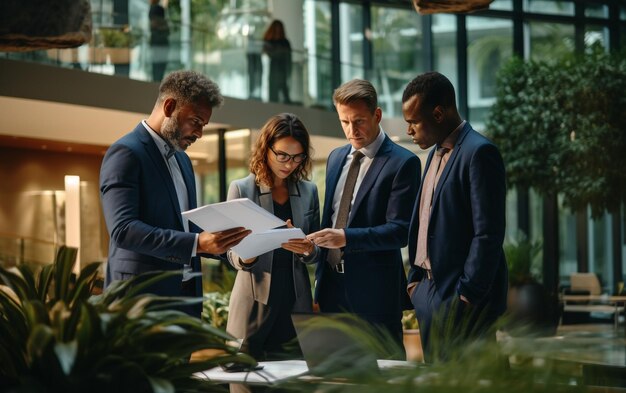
486, 45, 626, 217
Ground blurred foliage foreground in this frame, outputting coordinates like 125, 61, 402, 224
0, 246, 254, 393
2, 247, 623, 392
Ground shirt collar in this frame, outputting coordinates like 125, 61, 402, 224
350, 127, 386, 159
440, 120, 465, 151
143, 120, 175, 159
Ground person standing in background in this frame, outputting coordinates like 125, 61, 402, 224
307, 79, 420, 357
403, 72, 508, 362
100, 70, 250, 317
226, 113, 319, 360
149, 0, 170, 82
263, 20, 292, 104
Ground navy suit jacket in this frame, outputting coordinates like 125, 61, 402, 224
315, 135, 420, 321
100, 123, 202, 304
407, 123, 508, 317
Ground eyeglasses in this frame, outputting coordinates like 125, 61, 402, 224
270, 146, 307, 163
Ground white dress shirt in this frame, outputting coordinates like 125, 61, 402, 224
330, 128, 386, 227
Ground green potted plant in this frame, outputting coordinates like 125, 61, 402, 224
0, 246, 253, 392
94, 25, 139, 64
202, 291, 230, 330
401, 309, 422, 363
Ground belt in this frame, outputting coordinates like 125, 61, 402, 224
330, 261, 345, 274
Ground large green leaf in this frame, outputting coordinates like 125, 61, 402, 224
23, 299, 50, 327
53, 246, 78, 304
69, 262, 101, 307
0, 266, 33, 301
0, 289, 28, 377
2, 253, 260, 391
36, 263, 54, 304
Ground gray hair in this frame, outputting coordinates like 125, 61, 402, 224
158, 70, 223, 108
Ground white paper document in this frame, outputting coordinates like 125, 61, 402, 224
182, 198, 306, 258
182, 198, 285, 233
232, 228, 306, 259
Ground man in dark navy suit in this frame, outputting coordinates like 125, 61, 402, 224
403, 72, 508, 361
308, 79, 420, 354
100, 70, 250, 317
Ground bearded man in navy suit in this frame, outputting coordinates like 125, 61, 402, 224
100, 70, 250, 317
308, 79, 420, 355
403, 72, 508, 362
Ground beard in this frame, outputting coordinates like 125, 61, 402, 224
161, 115, 184, 152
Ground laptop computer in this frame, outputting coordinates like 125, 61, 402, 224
291, 313, 381, 378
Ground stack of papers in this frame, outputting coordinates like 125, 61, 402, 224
182, 198, 306, 259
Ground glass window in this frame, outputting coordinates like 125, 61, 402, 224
617, 6, 625, 49
588, 209, 613, 293
505, 189, 519, 244
526, 22, 575, 61
188, 133, 220, 205
467, 16, 512, 130
187, 128, 250, 206
558, 195, 577, 286
304, 0, 333, 108
339, 2, 364, 82
585, 25, 609, 51
524, 0, 574, 16
490, 0, 513, 11
371, 5, 424, 117
432, 14, 458, 92
585, 4, 608, 19
226, 129, 252, 190
195, 2, 272, 101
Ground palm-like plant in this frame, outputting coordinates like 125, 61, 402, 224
0, 246, 254, 392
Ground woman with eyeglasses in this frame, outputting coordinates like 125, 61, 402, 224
225, 112, 319, 361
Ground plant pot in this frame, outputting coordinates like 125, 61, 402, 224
403, 328, 424, 363
46, 48, 80, 63
506, 281, 562, 336
93, 47, 131, 64
46, 47, 131, 64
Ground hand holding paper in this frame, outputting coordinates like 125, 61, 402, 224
183, 199, 308, 259
280, 219, 315, 256
232, 227, 307, 260
197, 227, 251, 255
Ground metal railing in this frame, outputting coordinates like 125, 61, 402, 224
0, 233, 58, 268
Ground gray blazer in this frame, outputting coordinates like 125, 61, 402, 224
226, 174, 320, 339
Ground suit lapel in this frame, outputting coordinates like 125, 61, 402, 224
431, 123, 472, 210
258, 183, 274, 216
137, 127, 183, 228
348, 137, 392, 225
322, 145, 351, 225
288, 181, 304, 228
139, 124, 182, 217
